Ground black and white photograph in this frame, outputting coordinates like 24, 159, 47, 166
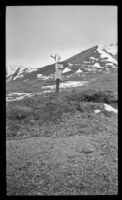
6, 5, 118, 195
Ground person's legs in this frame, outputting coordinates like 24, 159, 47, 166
56, 78, 60, 93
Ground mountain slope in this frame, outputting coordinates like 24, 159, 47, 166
6, 43, 117, 81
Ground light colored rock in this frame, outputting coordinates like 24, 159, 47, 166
104, 103, 118, 114
94, 109, 101, 114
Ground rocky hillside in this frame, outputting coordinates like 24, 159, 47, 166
6, 43, 117, 81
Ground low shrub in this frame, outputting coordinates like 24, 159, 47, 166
6, 89, 117, 122
66, 89, 117, 104
76, 102, 97, 113
81, 90, 116, 104
34, 101, 74, 123
6, 122, 21, 138
6, 105, 33, 120
6, 88, 118, 140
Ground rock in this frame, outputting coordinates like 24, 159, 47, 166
104, 103, 118, 114
75, 142, 95, 154
82, 146, 95, 154
94, 109, 101, 114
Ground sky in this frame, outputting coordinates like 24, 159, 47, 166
6, 6, 117, 68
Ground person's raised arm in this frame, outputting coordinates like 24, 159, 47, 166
50, 54, 56, 62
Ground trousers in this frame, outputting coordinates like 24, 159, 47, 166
55, 78, 60, 93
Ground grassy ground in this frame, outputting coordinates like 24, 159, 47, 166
6, 71, 118, 195
6, 71, 117, 94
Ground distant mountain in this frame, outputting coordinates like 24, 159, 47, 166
6, 43, 117, 81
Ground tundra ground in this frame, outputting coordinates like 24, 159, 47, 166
6, 71, 118, 195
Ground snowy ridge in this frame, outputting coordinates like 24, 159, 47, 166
97, 45, 117, 65
7, 66, 39, 78
6, 43, 117, 81
7, 65, 20, 76
98, 43, 117, 55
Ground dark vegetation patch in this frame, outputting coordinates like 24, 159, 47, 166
66, 89, 117, 105
6, 89, 117, 140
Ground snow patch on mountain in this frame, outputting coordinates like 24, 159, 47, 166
105, 63, 113, 66
37, 74, 53, 80
25, 68, 39, 73
75, 68, 83, 73
37, 74, 43, 78
93, 63, 102, 68
13, 74, 24, 80
6, 65, 19, 76
100, 44, 117, 55
7, 66, 38, 77
97, 45, 117, 65
112, 66, 117, 69
89, 56, 95, 60
87, 68, 95, 72
62, 67, 71, 74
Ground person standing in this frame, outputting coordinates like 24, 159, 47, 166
50, 54, 63, 94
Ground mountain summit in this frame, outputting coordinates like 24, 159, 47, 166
6, 43, 117, 81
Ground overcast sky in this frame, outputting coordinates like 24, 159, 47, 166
6, 6, 117, 67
